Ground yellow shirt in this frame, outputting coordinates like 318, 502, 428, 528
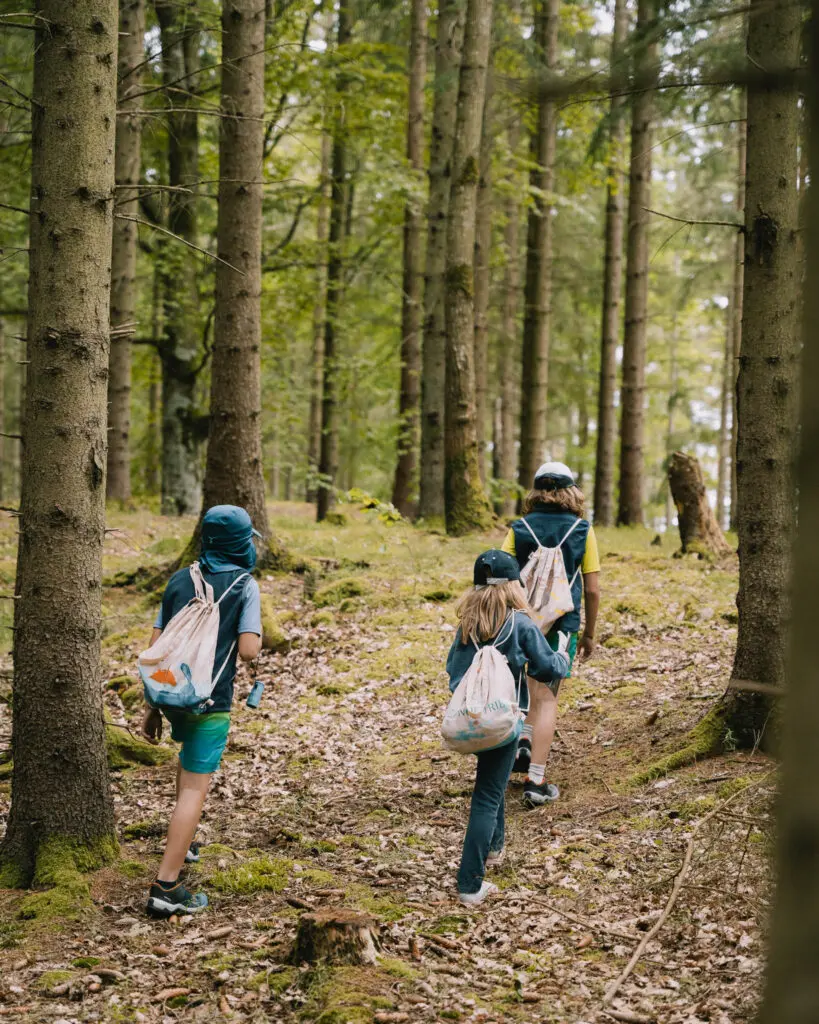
502, 523, 601, 574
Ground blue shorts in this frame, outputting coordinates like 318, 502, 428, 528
163, 711, 230, 774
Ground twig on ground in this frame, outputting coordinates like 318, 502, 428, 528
528, 896, 634, 940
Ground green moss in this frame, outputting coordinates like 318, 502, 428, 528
261, 595, 292, 653
123, 818, 165, 840
422, 588, 453, 603
311, 610, 335, 627
147, 536, 183, 557
444, 454, 493, 535
717, 775, 755, 799
199, 843, 236, 859
0, 760, 12, 780
629, 705, 727, 786
0, 859, 25, 888
209, 855, 292, 895
72, 956, 102, 968
19, 886, 84, 920
324, 511, 348, 527
0, 920, 23, 948
106, 674, 133, 692
36, 969, 76, 991
613, 684, 644, 698
349, 885, 413, 922
428, 913, 470, 935
106, 723, 173, 768
251, 966, 296, 993
379, 958, 418, 980
445, 262, 473, 298
603, 635, 637, 649
119, 859, 146, 879
314, 578, 369, 608
120, 685, 144, 710
317, 682, 354, 696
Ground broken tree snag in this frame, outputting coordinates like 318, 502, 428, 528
668, 451, 733, 558
291, 909, 380, 965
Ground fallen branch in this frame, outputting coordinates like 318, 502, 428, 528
528, 895, 634, 940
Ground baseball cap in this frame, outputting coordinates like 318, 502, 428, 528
533, 461, 575, 491
473, 549, 521, 588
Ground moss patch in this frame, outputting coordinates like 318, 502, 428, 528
314, 577, 369, 608
36, 969, 76, 991
106, 723, 173, 768
123, 818, 165, 840
209, 855, 292, 895
261, 595, 292, 653
629, 705, 727, 786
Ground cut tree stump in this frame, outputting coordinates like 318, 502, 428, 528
291, 909, 380, 965
668, 451, 733, 558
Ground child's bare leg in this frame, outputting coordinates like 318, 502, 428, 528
527, 678, 558, 766
157, 766, 212, 881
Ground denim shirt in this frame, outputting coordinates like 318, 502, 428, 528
445, 610, 569, 697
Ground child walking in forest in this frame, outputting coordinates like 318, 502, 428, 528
446, 551, 570, 906
140, 505, 262, 917
502, 462, 601, 808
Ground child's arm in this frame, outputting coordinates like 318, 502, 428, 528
237, 579, 263, 662
520, 618, 569, 688
580, 572, 600, 660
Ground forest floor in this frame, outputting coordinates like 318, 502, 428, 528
0, 501, 773, 1024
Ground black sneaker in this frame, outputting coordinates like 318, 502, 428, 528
513, 740, 532, 774
146, 880, 208, 918
523, 778, 560, 808
185, 841, 201, 864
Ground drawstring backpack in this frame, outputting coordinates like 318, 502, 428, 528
138, 562, 249, 713
519, 518, 581, 633
441, 612, 528, 755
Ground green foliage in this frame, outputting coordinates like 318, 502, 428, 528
209, 855, 292, 895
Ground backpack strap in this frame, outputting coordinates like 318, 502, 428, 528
519, 517, 543, 549
189, 561, 213, 603
215, 572, 251, 606
558, 518, 582, 548
210, 639, 238, 691
491, 610, 516, 649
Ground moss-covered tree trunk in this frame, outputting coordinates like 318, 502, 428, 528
391, 0, 427, 517
443, 0, 494, 536
592, 0, 628, 527
419, 0, 464, 523
317, 4, 352, 522
518, 0, 559, 492
616, 0, 657, 527
306, 132, 331, 504
198, 0, 276, 560
729, 93, 747, 531
757, 7, 819, 1016
0, 0, 118, 886
473, 70, 494, 487
106, 0, 145, 503
155, 1, 203, 516
668, 451, 732, 558
723, 0, 800, 748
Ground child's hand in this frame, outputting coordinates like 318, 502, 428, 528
141, 706, 163, 744
556, 631, 571, 658
578, 633, 596, 661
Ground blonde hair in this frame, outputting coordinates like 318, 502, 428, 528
455, 581, 532, 645
523, 484, 586, 518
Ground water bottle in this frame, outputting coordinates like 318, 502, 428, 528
246, 679, 265, 709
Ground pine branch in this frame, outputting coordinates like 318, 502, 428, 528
644, 207, 743, 230
115, 215, 245, 276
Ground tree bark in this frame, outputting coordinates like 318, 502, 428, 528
473, 67, 494, 487
0, 0, 117, 885
593, 0, 628, 526
724, 0, 800, 748
292, 910, 380, 965
443, 0, 495, 536
155, 0, 203, 516
668, 452, 733, 557
419, 0, 464, 523
316, 4, 352, 522
518, 0, 560, 492
715, 300, 732, 529
0, 318, 5, 504
616, 0, 658, 527
306, 131, 331, 504
198, 0, 273, 556
391, 0, 427, 516
106, 0, 145, 503
757, 6, 819, 1017
729, 92, 747, 531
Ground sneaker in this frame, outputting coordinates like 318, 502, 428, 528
185, 841, 201, 864
458, 881, 499, 907
523, 778, 560, 808
145, 880, 208, 918
513, 740, 531, 775
486, 847, 505, 870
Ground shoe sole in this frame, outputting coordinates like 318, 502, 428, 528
523, 790, 559, 809
146, 896, 207, 919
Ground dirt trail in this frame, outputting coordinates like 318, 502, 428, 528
0, 506, 772, 1023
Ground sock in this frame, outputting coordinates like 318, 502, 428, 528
156, 878, 180, 890
521, 725, 533, 743
528, 763, 546, 786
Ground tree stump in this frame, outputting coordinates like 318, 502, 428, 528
668, 451, 733, 557
291, 910, 380, 965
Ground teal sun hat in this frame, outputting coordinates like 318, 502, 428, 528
200, 505, 261, 573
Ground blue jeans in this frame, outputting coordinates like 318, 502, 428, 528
457, 738, 518, 894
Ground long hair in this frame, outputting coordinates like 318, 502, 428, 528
455, 581, 532, 645
523, 484, 586, 518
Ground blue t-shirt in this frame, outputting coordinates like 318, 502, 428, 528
154, 566, 262, 713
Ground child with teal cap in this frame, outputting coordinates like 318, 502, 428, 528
141, 505, 263, 917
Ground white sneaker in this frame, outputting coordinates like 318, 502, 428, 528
458, 881, 499, 907
486, 848, 505, 870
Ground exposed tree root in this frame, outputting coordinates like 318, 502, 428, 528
628, 705, 728, 786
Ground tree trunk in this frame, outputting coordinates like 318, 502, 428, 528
419, 0, 464, 523
8, 329, 23, 503
144, 264, 162, 495
317, 4, 352, 522
0, 0, 117, 886
724, 0, 800, 748
473, 67, 494, 487
497, 109, 522, 517
715, 301, 732, 529
106, 0, 145, 503
391, 0, 427, 517
592, 0, 628, 526
668, 452, 733, 557
198, 0, 274, 557
758, 8, 819, 1012
292, 910, 380, 966
664, 293, 679, 530
0, 318, 5, 504
616, 0, 658, 527
306, 131, 331, 503
518, 0, 560, 492
729, 92, 747, 531
443, 0, 495, 536
156, 1, 203, 517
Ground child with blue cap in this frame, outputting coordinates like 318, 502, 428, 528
141, 506, 262, 917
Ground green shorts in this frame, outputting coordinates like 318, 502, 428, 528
546, 631, 578, 678
163, 710, 231, 774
